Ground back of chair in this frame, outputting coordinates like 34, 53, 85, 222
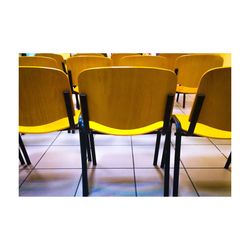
190, 67, 231, 131
176, 55, 224, 88
19, 67, 74, 127
35, 53, 64, 70
111, 53, 142, 65
19, 56, 59, 69
157, 53, 187, 70
73, 53, 106, 57
78, 67, 177, 131
66, 56, 112, 86
119, 55, 169, 69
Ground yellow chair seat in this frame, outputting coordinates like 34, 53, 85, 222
176, 85, 197, 94
89, 121, 164, 136
74, 86, 79, 93
19, 110, 81, 134
175, 114, 231, 139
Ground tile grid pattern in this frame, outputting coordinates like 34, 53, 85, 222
19, 94, 231, 197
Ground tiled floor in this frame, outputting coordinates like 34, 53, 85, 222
19, 94, 231, 197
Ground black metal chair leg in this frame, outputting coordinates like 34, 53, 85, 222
19, 134, 31, 165
153, 131, 161, 166
173, 132, 181, 196
86, 135, 92, 162
176, 93, 180, 102
224, 152, 231, 169
163, 130, 171, 196
19, 149, 25, 165
79, 126, 89, 196
183, 93, 186, 108
75, 93, 80, 110
89, 132, 97, 166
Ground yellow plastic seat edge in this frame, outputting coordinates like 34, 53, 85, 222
89, 121, 164, 136
176, 85, 197, 94
19, 110, 81, 134
175, 114, 231, 139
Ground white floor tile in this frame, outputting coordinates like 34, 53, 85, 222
19, 169, 81, 196
186, 169, 231, 196
135, 169, 197, 197
53, 130, 80, 145
94, 135, 131, 146
132, 145, 178, 168
21, 132, 60, 146
76, 168, 136, 196
19, 166, 33, 185
210, 138, 231, 145
180, 145, 228, 168
93, 146, 133, 168
36, 146, 82, 169
132, 134, 159, 146
171, 135, 212, 145
23, 146, 49, 167
216, 145, 231, 158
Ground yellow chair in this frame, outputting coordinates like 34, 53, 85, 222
157, 53, 188, 71
66, 56, 112, 109
111, 53, 142, 65
77, 66, 177, 196
19, 56, 59, 69
166, 67, 231, 196
35, 53, 66, 72
175, 54, 224, 108
119, 55, 169, 69
19, 66, 81, 166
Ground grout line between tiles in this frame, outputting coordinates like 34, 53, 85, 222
19, 131, 62, 189
209, 138, 231, 159
74, 175, 82, 197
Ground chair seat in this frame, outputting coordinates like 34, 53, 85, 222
89, 121, 164, 136
19, 110, 81, 134
176, 85, 197, 94
74, 86, 79, 93
175, 114, 231, 139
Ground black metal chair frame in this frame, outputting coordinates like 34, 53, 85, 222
78, 93, 175, 197
157, 94, 231, 196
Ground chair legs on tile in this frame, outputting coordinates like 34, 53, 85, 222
86, 135, 92, 162
176, 93, 180, 102
79, 126, 89, 196
183, 93, 186, 108
224, 152, 231, 169
75, 92, 80, 110
153, 131, 161, 166
19, 134, 31, 165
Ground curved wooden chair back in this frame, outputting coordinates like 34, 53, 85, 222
111, 53, 142, 65
19, 56, 59, 69
119, 55, 169, 69
66, 56, 112, 86
157, 53, 187, 70
190, 67, 231, 131
78, 67, 177, 131
73, 53, 105, 57
35, 53, 64, 70
176, 55, 224, 88
19, 67, 74, 127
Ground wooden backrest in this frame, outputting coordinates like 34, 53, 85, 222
119, 55, 169, 69
19, 56, 58, 69
111, 53, 142, 65
190, 67, 231, 131
73, 53, 106, 57
66, 56, 112, 85
19, 67, 74, 127
78, 67, 177, 131
36, 53, 64, 70
176, 54, 224, 88
157, 53, 188, 70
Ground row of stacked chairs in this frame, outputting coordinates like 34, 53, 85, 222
19, 53, 231, 196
